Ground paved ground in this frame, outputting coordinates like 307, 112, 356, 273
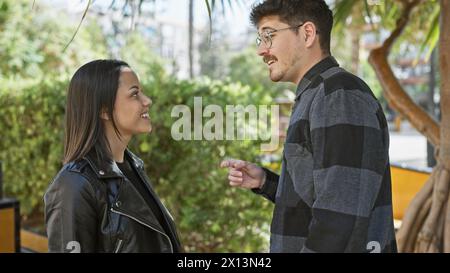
388, 121, 431, 170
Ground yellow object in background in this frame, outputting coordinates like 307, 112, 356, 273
0, 199, 20, 253
390, 164, 430, 220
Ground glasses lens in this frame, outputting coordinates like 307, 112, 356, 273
263, 32, 272, 48
256, 37, 261, 46
256, 32, 272, 48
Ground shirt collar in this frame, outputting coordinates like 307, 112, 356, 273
295, 56, 339, 101
84, 148, 144, 179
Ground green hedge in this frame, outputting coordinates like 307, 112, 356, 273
0, 79, 66, 216
0, 73, 275, 252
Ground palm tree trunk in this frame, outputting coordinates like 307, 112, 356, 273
188, 0, 194, 79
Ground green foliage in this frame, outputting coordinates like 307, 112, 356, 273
198, 22, 231, 80
360, 59, 383, 99
0, 73, 274, 252
119, 31, 166, 81
0, 0, 107, 215
1, 36, 276, 252
333, 0, 440, 62
227, 46, 295, 97
0, 79, 66, 216
0, 0, 108, 81
331, 0, 439, 102
0, 0, 107, 218
0, 0, 276, 253
129, 74, 275, 252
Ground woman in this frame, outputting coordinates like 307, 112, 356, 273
44, 59, 182, 253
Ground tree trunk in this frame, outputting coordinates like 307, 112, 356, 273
367, 0, 450, 252
439, 0, 450, 252
427, 50, 437, 167
350, 32, 360, 75
368, 0, 440, 147
188, 0, 194, 79
350, 6, 362, 75
439, 1, 450, 171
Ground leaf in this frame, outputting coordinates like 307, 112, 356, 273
364, 0, 375, 31
205, 0, 212, 43
203, 0, 244, 47
62, 0, 92, 52
333, 0, 356, 29
140, 141, 150, 152
417, 4, 440, 62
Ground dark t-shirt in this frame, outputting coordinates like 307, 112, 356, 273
116, 160, 171, 239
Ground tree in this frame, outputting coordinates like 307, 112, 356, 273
189, 0, 247, 78
0, 0, 107, 81
391, 0, 449, 252
188, 0, 194, 78
1, 0, 275, 251
32, 0, 246, 80
332, 0, 367, 75
358, 0, 450, 252
335, 0, 448, 252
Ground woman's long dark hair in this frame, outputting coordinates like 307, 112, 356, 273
63, 59, 129, 164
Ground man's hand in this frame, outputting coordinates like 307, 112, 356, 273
220, 159, 265, 189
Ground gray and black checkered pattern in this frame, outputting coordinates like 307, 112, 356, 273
254, 56, 397, 253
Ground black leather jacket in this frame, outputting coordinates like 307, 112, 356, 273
44, 149, 182, 253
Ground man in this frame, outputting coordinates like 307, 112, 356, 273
220, 0, 397, 253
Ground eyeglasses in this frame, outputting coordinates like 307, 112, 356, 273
256, 23, 305, 49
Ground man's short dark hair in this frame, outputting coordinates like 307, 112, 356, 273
250, 0, 333, 55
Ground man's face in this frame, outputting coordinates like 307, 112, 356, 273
256, 15, 305, 84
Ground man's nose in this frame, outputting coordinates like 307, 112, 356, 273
257, 44, 270, 56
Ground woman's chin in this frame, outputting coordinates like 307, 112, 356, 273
145, 123, 152, 134
134, 125, 152, 135
141, 120, 152, 134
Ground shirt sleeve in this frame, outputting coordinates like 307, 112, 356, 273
252, 167, 280, 203
44, 171, 98, 253
303, 89, 388, 252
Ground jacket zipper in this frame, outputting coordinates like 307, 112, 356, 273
114, 239, 123, 253
110, 207, 173, 253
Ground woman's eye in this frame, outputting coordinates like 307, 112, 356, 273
132, 91, 139, 97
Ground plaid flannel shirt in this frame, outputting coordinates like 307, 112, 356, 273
254, 56, 397, 253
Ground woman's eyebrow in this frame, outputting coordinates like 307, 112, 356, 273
128, 85, 139, 91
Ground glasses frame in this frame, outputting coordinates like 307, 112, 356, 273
256, 22, 305, 49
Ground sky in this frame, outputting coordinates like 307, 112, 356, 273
41, 0, 258, 78
45, 0, 255, 38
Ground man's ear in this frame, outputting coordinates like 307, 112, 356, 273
303, 22, 317, 48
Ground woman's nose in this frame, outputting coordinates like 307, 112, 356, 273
143, 95, 152, 107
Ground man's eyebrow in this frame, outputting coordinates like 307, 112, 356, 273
261, 26, 276, 31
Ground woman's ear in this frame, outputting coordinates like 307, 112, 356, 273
100, 111, 110, 121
